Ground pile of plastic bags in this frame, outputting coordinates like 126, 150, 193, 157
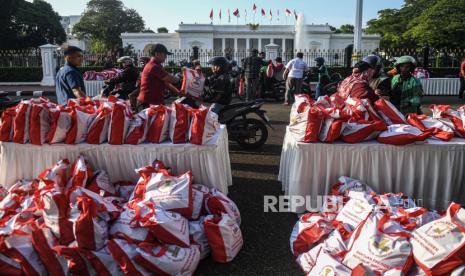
289, 94, 465, 145
83, 69, 122, 81
0, 156, 243, 275
290, 176, 465, 275
0, 96, 220, 146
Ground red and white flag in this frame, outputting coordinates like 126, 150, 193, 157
285, 8, 292, 17
252, 4, 257, 13
219, 9, 222, 19
209, 9, 213, 21
294, 9, 298, 20
269, 9, 273, 20
261, 8, 266, 16
233, 8, 240, 18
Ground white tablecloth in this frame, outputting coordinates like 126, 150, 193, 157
420, 78, 461, 96
0, 126, 232, 194
278, 127, 465, 212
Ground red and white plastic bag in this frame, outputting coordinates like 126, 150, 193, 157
109, 204, 155, 243
330, 176, 375, 198
189, 107, 220, 145
205, 188, 241, 226
137, 206, 190, 247
48, 106, 72, 144
410, 203, 465, 275
374, 98, 407, 125
134, 242, 201, 276
431, 104, 465, 138
290, 213, 334, 256
289, 102, 324, 143
343, 213, 413, 274
65, 105, 96, 144
345, 97, 381, 122
180, 67, 205, 98
144, 105, 171, 144
133, 168, 193, 217
86, 103, 112, 144
108, 102, 131, 145
12, 100, 32, 144
38, 159, 70, 190
69, 196, 109, 251
107, 239, 152, 276
204, 213, 243, 263
29, 103, 51, 145
309, 250, 353, 275
86, 170, 116, 197
336, 191, 376, 230
0, 107, 16, 142
67, 155, 93, 190
377, 124, 431, 145
31, 226, 69, 276
189, 218, 211, 260
81, 246, 124, 276
319, 108, 350, 143
169, 102, 191, 144
341, 120, 387, 143
407, 114, 454, 141
4, 234, 47, 276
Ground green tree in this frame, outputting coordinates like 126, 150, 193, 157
338, 24, 354, 34
365, 0, 463, 48
157, 27, 169, 33
0, 0, 66, 49
73, 0, 145, 54
404, 0, 465, 48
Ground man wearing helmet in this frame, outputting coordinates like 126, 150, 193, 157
102, 56, 139, 100
391, 56, 423, 114
313, 57, 330, 98
202, 56, 232, 114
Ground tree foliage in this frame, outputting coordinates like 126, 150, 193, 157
157, 27, 169, 33
366, 0, 465, 48
329, 24, 355, 34
73, 0, 145, 54
0, 0, 66, 49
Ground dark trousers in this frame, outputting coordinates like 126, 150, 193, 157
459, 77, 465, 99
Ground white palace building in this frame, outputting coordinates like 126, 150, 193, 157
121, 22, 380, 55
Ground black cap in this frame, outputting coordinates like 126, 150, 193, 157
150, 44, 172, 56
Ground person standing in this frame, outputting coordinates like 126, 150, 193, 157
314, 57, 330, 99
101, 56, 139, 99
283, 52, 308, 105
137, 44, 179, 111
459, 58, 465, 101
55, 46, 86, 105
242, 49, 262, 101
391, 56, 423, 114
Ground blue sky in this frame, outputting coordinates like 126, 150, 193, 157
43, 0, 404, 32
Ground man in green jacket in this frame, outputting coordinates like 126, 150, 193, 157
391, 56, 423, 114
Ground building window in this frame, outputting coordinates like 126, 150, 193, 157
250, 38, 259, 50
237, 39, 246, 50
274, 39, 283, 51
285, 39, 294, 53
213, 38, 222, 51
261, 39, 271, 51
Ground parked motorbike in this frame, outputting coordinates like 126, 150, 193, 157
177, 97, 272, 150
0, 92, 20, 116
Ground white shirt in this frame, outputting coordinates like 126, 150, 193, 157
286, 58, 308, 79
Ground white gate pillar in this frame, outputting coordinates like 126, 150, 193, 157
265, 43, 279, 61
40, 44, 59, 86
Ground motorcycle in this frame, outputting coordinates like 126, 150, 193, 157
0, 92, 20, 116
177, 97, 272, 150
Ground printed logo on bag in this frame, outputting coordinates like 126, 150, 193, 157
367, 235, 395, 257
353, 199, 369, 214
167, 246, 180, 258
156, 180, 173, 193
319, 266, 336, 276
425, 221, 455, 239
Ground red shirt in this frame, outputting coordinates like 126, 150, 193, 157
138, 58, 168, 105
460, 61, 465, 78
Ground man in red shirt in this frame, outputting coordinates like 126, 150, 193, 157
459, 59, 465, 101
137, 44, 178, 110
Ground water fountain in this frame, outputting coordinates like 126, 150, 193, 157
294, 13, 308, 52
